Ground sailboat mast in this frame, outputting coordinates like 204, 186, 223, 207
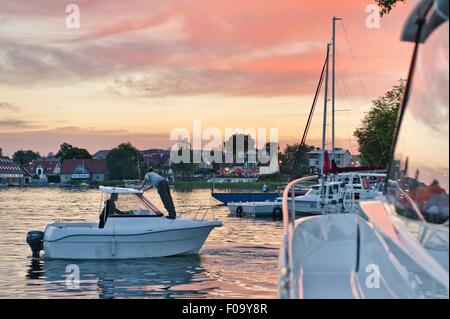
331, 17, 342, 162
331, 16, 341, 162
320, 43, 331, 176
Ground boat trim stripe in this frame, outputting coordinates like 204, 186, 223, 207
45, 225, 220, 242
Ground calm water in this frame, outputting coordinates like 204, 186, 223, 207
0, 187, 284, 298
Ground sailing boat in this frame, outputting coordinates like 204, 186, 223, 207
224, 18, 384, 217
286, 15, 388, 215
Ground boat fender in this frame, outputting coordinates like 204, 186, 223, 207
26, 231, 44, 258
272, 207, 282, 221
236, 206, 244, 217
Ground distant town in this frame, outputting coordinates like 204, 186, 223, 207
0, 140, 358, 188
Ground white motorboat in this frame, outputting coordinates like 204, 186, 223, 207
287, 173, 385, 215
226, 181, 344, 218
291, 181, 342, 214
227, 201, 283, 219
26, 186, 222, 259
279, 2, 449, 299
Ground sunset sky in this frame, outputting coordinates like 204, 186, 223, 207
0, 0, 413, 156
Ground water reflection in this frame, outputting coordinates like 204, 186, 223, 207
27, 255, 218, 298
1, 188, 282, 298
27, 259, 44, 280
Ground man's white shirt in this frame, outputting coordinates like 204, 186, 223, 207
144, 172, 164, 187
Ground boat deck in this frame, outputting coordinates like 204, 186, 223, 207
290, 215, 357, 299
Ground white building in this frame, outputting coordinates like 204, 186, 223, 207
308, 148, 353, 174
27, 159, 61, 183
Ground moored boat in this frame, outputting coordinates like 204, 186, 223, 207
212, 192, 280, 205
227, 201, 283, 219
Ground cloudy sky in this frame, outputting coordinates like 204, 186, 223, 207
0, 0, 413, 156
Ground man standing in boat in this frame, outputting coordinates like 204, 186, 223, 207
140, 167, 177, 219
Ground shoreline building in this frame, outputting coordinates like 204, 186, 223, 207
308, 148, 353, 174
60, 159, 106, 184
92, 150, 110, 160
27, 159, 61, 183
0, 156, 25, 186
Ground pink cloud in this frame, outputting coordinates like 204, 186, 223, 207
1, 0, 412, 98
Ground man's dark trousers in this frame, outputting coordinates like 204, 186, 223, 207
157, 180, 176, 218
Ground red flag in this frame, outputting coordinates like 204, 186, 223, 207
323, 151, 332, 174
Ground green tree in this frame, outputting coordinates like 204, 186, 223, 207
354, 80, 405, 167
12, 150, 41, 167
279, 143, 315, 177
375, 0, 405, 16
56, 143, 92, 161
170, 158, 197, 177
105, 143, 143, 180
224, 133, 256, 164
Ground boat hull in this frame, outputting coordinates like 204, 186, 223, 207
292, 200, 321, 214
212, 192, 279, 204
227, 202, 282, 217
279, 213, 449, 298
44, 222, 221, 259
227, 200, 320, 218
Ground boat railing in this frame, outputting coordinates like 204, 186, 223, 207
54, 218, 87, 223
282, 175, 319, 230
178, 205, 216, 222
280, 175, 318, 298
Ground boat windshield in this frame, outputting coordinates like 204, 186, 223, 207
107, 193, 162, 216
386, 18, 449, 226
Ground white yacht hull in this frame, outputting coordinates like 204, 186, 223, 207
43, 218, 222, 259
292, 199, 321, 214
279, 213, 449, 298
227, 198, 322, 217
227, 201, 282, 217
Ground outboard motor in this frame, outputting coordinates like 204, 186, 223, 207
26, 231, 44, 258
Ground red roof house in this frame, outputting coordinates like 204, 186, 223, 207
27, 159, 61, 181
0, 156, 25, 186
60, 159, 106, 183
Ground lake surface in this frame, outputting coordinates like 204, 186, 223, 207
0, 187, 284, 298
